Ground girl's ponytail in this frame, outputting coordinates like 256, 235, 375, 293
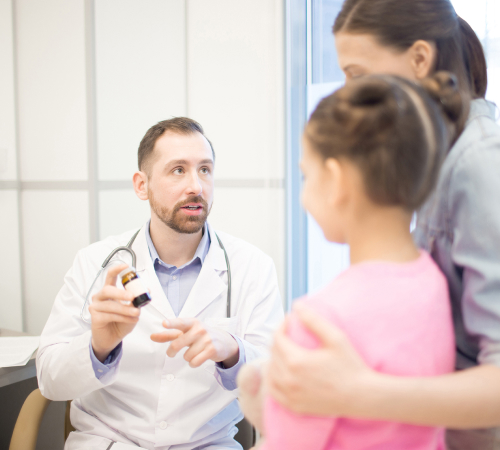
420, 71, 464, 143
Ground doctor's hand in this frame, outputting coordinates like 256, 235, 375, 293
150, 318, 239, 369
89, 264, 141, 363
267, 303, 372, 417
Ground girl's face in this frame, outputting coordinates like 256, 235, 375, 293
300, 135, 347, 243
335, 32, 433, 81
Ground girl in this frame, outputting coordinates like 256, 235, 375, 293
259, 72, 463, 449
262, 1, 500, 449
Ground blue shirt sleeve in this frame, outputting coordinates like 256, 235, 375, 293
215, 335, 246, 391
89, 340, 123, 380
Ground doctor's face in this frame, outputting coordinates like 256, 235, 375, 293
145, 131, 214, 234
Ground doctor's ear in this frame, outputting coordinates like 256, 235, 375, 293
133, 171, 149, 201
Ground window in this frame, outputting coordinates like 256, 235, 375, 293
286, 0, 500, 306
453, 0, 500, 113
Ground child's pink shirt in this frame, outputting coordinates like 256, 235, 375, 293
262, 251, 455, 450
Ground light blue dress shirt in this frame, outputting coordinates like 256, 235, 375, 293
90, 222, 245, 391
145, 220, 210, 316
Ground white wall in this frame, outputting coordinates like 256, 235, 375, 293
0, 0, 285, 334
0, 0, 22, 331
186, 0, 285, 298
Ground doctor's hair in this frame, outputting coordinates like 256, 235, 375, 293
305, 72, 463, 210
138, 117, 215, 175
334, 0, 487, 100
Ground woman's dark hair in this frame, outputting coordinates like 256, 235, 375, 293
305, 72, 463, 210
333, 0, 487, 99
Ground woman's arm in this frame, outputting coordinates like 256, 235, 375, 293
267, 304, 500, 429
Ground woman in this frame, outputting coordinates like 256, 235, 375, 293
239, 1, 500, 449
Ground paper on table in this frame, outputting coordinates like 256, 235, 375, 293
0, 336, 40, 368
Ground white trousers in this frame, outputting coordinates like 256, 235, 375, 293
65, 432, 243, 450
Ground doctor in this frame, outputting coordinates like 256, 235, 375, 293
37, 117, 284, 450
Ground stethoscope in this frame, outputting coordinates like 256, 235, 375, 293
80, 229, 232, 323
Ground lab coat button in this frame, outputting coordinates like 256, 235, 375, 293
160, 421, 168, 430
167, 374, 175, 382
172, 275, 177, 280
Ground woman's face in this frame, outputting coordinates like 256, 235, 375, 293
335, 32, 422, 81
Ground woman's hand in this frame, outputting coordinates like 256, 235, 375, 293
268, 304, 500, 428
237, 362, 267, 432
267, 303, 373, 417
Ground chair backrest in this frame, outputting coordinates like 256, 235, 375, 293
9, 388, 51, 450
65, 400, 75, 441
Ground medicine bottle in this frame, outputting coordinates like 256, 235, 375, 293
118, 267, 151, 308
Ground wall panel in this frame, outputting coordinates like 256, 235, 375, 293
22, 191, 89, 334
187, 0, 285, 181
209, 186, 285, 301
0, 0, 17, 181
15, 0, 88, 181
2, 0, 287, 332
99, 189, 151, 239
0, 191, 23, 331
95, 0, 187, 181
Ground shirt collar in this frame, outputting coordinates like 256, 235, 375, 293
145, 220, 211, 269
468, 98, 497, 125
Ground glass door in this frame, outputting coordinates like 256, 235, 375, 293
306, 0, 349, 294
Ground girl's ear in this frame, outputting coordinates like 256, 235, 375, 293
324, 158, 345, 207
409, 40, 436, 80
133, 171, 149, 201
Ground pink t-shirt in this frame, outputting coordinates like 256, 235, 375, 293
262, 251, 455, 450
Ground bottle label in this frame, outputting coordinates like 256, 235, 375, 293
124, 278, 148, 298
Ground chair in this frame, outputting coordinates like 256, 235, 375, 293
235, 417, 256, 449
11, 393, 255, 450
9, 388, 51, 450
65, 400, 75, 441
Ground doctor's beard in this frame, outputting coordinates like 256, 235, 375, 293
148, 190, 211, 234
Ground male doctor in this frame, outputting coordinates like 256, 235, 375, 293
37, 117, 284, 450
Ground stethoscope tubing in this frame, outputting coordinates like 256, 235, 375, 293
80, 229, 231, 323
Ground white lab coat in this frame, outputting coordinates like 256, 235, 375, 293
37, 223, 284, 450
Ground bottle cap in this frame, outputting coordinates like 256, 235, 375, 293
118, 266, 136, 280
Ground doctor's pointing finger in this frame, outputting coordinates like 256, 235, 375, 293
151, 318, 240, 368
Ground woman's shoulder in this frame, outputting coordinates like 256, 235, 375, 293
445, 99, 500, 192
454, 99, 500, 158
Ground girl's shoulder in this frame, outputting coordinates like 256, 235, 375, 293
300, 251, 447, 318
